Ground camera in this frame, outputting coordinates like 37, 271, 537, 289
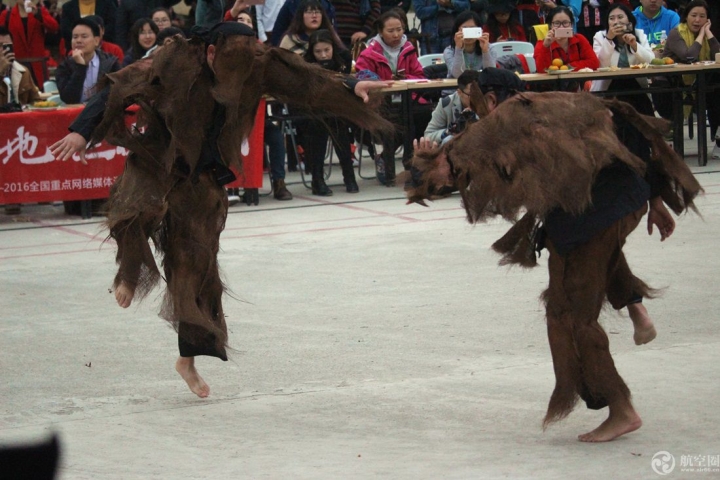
462, 27, 483, 39
554, 27, 573, 38
449, 110, 477, 135
2, 43, 13, 55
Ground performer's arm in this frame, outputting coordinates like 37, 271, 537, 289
342, 77, 394, 103
50, 86, 110, 163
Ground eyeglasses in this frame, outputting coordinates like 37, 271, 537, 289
304, 9, 321, 16
551, 21, 572, 27
458, 89, 471, 96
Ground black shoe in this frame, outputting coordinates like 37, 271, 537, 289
273, 179, 293, 201
242, 188, 259, 206
345, 179, 359, 193
311, 179, 333, 196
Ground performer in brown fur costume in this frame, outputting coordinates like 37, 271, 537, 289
51, 22, 392, 397
405, 68, 701, 442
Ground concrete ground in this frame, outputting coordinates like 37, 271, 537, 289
1, 145, 720, 479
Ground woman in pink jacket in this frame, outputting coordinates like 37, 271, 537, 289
0, 0, 59, 85
355, 10, 424, 81
355, 9, 426, 185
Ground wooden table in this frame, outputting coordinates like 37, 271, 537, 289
396, 62, 720, 165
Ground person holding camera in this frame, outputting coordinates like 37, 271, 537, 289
0, 26, 41, 108
533, 6, 599, 73
1, 25, 41, 215
443, 10, 495, 78
423, 69, 480, 144
0, 0, 59, 85
590, 4, 654, 114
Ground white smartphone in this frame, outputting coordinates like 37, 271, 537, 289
554, 27, 573, 38
462, 27, 483, 39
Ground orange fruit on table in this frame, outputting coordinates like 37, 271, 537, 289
548, 65, 559, 71
559, 65, 569, 70
552, 58, 564, 67
664, 57, 674, 64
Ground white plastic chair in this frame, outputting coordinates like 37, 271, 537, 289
418, 54, 444, 68
490, 41, 534, 58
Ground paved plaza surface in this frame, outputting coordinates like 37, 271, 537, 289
2, 153, 720, 479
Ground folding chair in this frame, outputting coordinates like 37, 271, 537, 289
490, 41, 535, 58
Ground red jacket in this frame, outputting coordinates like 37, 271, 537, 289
101, 41, 125, 64
355, 38, 424, 81
0, 5, 59, 84
484, 23, 527, 43
533, 34, 599, 73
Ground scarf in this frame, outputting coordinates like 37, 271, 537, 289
373, 33, 406, 74
678, 22, 710, 85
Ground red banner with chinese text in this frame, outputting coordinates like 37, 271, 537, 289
0, 107, 125, 204
0, 103, 265, 204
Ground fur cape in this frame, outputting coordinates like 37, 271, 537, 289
406, 90, 702, 267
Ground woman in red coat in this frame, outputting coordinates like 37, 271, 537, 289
0, 1, 59, 85
533, 6, 599, 74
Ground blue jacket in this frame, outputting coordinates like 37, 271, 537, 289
632, 6, 680, 44
412, 0, 470, 36
271, 0, 335, 46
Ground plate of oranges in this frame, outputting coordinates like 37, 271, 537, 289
649, 57, 676, 68
546, 58, 573, 74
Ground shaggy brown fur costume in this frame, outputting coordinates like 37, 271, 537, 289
94, 36, 391, 357
405, 89, 701, 428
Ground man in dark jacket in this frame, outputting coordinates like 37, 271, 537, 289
56, 18, 120, 104
115, 0, 176, 49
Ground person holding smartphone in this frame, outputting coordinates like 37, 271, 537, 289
590, 4, 654, 114
533, 6, 598, 74
443, 10, 495, 79
0, 26, 42, 107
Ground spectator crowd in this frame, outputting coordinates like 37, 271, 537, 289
1, 0, 719, 214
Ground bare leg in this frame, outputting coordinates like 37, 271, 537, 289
578, 398, 642, 442
175, 356, 210, 398
115, 281, 135, 308
627, 303, 657, 345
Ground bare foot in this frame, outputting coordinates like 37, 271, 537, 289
578, 408, 642, 443
114, 282, 134, 308
627, 303, 657, 345
175, 357, 210, 398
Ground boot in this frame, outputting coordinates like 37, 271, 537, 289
272, 179, 293, 201
311, 177, 333, 196
383, 152, 396, 187
311, 157, 333, 196
345, 179, 359, 193
340, 156, 359, 193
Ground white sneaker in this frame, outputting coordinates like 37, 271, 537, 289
711, 143, 720, 159
227, 193, 240, 206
